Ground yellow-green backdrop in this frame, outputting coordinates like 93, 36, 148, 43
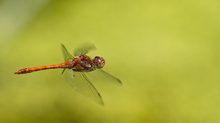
0, 0, 220, 123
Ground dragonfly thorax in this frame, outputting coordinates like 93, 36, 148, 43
73, 55, 105, 72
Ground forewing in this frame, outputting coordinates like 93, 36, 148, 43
74, 43, 96, 56
61, 43, 74, 61
94, 69, 122, 85
63, 69, 104, 105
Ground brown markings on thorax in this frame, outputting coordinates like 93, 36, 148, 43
73, 55, 95, 72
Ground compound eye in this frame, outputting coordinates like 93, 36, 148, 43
93, 56, 105, 68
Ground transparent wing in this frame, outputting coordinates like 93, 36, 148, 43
97, 69, 122, 84
74, 43, 96, 56
63, 69, 104, 105
61, 43, 74, 61
88, 69, 122, 85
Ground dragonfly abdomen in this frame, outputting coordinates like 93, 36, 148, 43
15, 61, 74, 74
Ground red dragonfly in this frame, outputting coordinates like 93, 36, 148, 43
15, 43, 122, 105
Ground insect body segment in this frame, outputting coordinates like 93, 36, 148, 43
15, 61, 74, 74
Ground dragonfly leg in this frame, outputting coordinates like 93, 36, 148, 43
61, 69, 66, 74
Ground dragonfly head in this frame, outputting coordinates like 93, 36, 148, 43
93, 56, 105, 69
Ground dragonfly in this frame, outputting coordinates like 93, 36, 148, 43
15, 43, 122, 105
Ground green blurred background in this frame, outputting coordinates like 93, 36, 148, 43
0, 0, 220, 123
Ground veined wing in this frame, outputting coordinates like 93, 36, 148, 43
61, 44, 75, 74
97, 69, 122, 85
61, 43, 74, 61
88, 69, 122, 85
63, 69, 104, 105
74, 43, 96, 56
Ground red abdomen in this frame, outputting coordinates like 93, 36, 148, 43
15, 61, 74, 74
